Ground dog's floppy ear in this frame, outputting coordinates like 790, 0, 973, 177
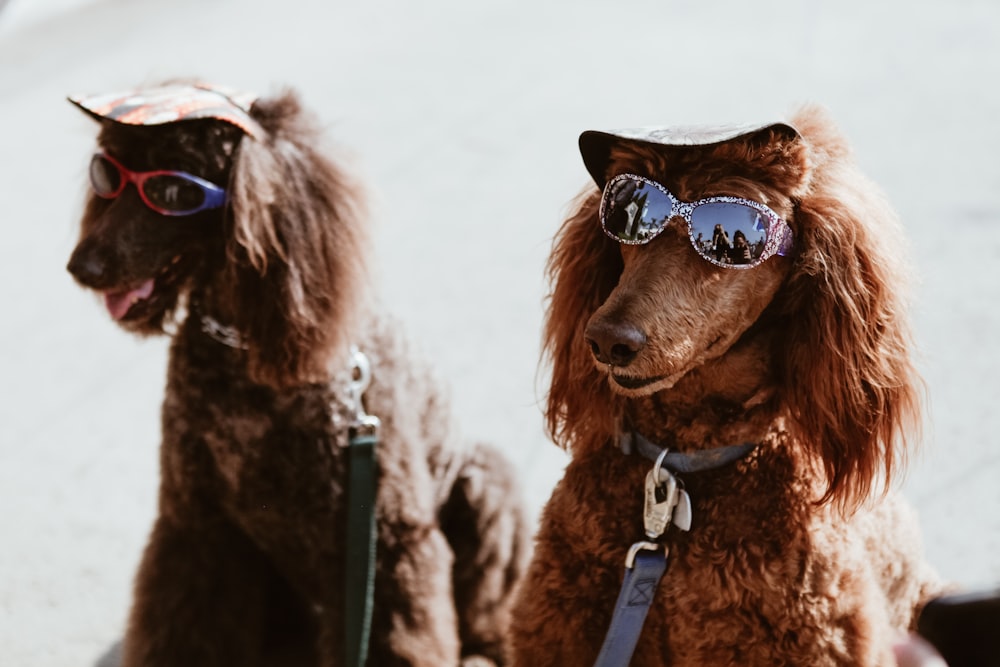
543, 190, 625, 454
224, 90, 366, 388
779, 106, 922, 512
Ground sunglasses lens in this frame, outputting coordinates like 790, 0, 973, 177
689, 202, 770, 266
603, 177, 675, 243
89, 155, 122, 197
143, 175, 208, 214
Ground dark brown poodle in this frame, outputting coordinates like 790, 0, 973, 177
66, 81, 529, 667
508, 108, 947, 665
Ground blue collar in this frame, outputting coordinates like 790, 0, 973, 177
619, 431, 757, 474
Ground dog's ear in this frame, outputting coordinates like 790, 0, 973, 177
779, 106, 922, 512
224, 91, 366, 388
543, 189, 625, 454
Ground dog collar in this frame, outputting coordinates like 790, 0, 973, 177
619, 431, 757, 474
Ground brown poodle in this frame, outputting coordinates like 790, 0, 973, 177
65, 81, 529, 667
508, 108, 946, 666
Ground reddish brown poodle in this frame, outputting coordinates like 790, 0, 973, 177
65, 81, 529, 667
508, 108, 946, 666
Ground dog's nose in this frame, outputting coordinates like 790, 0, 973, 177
66, 243, 112, 287
585, 319, 647, 367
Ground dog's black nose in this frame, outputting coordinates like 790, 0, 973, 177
585, 319, 647, 367
67, 243, 112, 287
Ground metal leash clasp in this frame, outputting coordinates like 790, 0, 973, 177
643, 449, 679, 540
346, 345, 381, 440
642, 448, 693, 541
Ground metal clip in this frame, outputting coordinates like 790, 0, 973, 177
346, 346, 380, 439
625, 541, 669, 569
643, 449, 679, 540
672, 486, 692, 532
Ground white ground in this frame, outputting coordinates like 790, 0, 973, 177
1, 0, 998, 665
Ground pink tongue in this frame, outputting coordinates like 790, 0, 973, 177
104, 279, 155, 320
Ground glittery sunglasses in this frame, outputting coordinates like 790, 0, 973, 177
89, 152, 227, 216
600, 173, 794, 268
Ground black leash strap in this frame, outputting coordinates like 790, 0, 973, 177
344, 348, 380, 667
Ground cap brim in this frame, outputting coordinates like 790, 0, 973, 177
579, 121, 800, 189
68, 82, 265, 140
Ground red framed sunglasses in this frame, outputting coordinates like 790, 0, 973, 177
89, 152, 227, 216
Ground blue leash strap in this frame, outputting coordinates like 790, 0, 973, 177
593, 542, 669, 667
593, 433, 756, 666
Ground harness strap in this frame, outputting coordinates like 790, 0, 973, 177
593, 544, 669, 667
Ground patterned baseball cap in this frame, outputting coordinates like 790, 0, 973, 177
579, 121, 800, 189
68, 81, 265, 139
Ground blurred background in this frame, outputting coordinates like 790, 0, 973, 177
1, 1, 997, 664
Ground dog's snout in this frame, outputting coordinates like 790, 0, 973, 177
67, 242, 113, 288
585, 319, 647, 367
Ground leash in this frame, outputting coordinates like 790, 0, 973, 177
343, 347, 381, 667
593, 540, 669, 666
193, 310, 380, 665
593, 434, 757, 667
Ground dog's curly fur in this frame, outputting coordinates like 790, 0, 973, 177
67, 84, 529, 667
508, 108, 946, 666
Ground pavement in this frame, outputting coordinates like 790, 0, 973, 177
1, 0, 998, 665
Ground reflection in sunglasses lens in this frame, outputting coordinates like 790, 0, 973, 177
690, 202, 768, 266
604, 180, 674, 243
144, 175, 206, 212
90, 156, 121, 196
